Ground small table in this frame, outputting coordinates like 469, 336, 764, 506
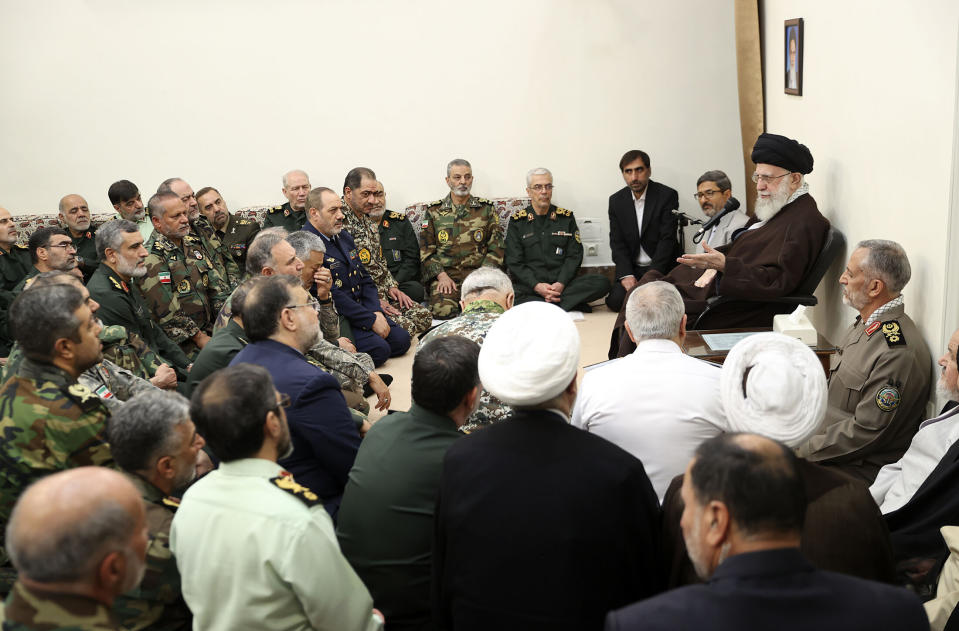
684, 328, 837, 376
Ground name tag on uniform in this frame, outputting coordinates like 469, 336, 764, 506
522, 233, 535, 240
552, 231, 573, 237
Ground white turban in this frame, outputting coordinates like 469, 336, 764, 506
478, 302, 580, 407
720, 332, 826, 447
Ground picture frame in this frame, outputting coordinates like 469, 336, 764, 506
785, 18, 803, 95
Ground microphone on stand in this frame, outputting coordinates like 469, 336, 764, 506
694, 197, 740, 239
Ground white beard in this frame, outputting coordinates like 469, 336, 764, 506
754, 185, 791, 222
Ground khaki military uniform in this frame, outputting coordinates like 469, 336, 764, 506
343, 202, 431, 338
137, 233, 229, 360
216, 212, 261, 272
419, 194, 505, 318
418, 299, 512, 432
379, 210, 425, 302
263, 201, 308, 232
113, 475, 191, 631
2, 581, 116, 630
66, 224, 100, 283
190, 215, 241, 293
797, 302, 933, 483
0, 358, 112, 570
0, 245, 30, 356
505, 204, 610, 311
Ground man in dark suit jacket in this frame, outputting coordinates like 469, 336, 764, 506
606, 149, 679, 311
433, 302, 662, 631
302, 186, 410, 366
606, 433, 927, 631
229, 274, 361, 518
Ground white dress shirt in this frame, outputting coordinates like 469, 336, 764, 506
571, 338, 728, 501
870, 404, 959, 514
633, 188, 652, 266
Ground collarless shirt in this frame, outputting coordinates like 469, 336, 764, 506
633, 188, 652, 265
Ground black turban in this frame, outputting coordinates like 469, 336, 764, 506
750, 133, 814, 174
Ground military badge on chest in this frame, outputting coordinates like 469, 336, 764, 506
472, 229, 484, 242
359, 248, 371, 264
438, 230, 449, 243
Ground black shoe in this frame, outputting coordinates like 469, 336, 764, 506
363, 373, 394, 398
574, 303, 593, 313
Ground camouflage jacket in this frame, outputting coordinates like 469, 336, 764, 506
0, 359, 113, 565
190, 215, 241, 296
113, 475, 191, 631
1, 581, 116, 630
306, 339, 375, 392
418, 299, 512, 432
342, 201, 397, 301
418, 194, 505, 282
262, 202, 307, 232
98, 326, 162, 382
137, 233, 229, 357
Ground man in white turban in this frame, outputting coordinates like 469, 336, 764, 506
432, 302, 663, 631
660, 332, 895, 587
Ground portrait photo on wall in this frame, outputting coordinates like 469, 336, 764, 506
785, 18, 803, 95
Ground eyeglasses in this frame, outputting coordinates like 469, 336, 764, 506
751, 172, 792, 184
46, 242, 76, 251
693, 189, 725, 200
529, 184, 554, 192
285, 298, 320, 314
275, 393, 291, 410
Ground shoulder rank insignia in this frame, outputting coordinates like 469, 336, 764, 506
269, 205, 284, 213
66, 383, 103, 411
270, 474, 322, 507
511, 209, 527, 221
386, 210, 405, 220
23, 277, 35, 290
161, 496, 180, 511
237, 218, 252, 225
14, 244, 27, 250
555, 207, 572, 217
876, 384, 901, 411
881, 320, 906, 347
427, 199, 443, 207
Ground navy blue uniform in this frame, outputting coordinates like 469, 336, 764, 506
303, 223, 410, 366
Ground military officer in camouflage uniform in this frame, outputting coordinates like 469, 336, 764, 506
418, 267, 514, 432
58, 193, 101, 283
505, 168, 611, 311
0, 207, 31, 356
158, 178, 242, 291
0, 285, 114, 588
196, 186, 261, 271
797, 240, 932, 483
89, 220, 193, 385
108, 391, 200, 630
420, 159, 505, 318
138, 192, 230, 360
2, 468, 148, 628
376, 195, 425, 302
263, 169, 311, 231
342, 168, 431, 338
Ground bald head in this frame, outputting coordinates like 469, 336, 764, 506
0, 206, 18, 249
58, 194, 91, 234
6, 467, 147, 600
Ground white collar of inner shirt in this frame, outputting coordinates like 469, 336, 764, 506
632, 187, 647, 204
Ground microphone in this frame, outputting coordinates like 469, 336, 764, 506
671, 209, 702, 227
695, 197, 740, 238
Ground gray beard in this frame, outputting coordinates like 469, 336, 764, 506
754, 186, 791, 221
937, 376, 959, 402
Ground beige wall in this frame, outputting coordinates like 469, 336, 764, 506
0, 0, 744, 266
761, 1, 959, 409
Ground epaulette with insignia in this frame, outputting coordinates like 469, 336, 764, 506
511, 209, 528, 221
98, 325, 130, 344
268, 205, 284, 214
555, 207, 572, 217
386, 211, 406, 220
153, 238, 175, 252
184, 235, 202, 245
880, 320, 907, 347
64, 383, 105, 412
426, 199, 443, 207
472, 197, 492, 206
161, 496, 180, 511
13, 244, 27, 251
270, 474, 322, 507
236, 218, 253, 225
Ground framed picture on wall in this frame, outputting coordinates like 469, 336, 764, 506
785, 18, 803, 95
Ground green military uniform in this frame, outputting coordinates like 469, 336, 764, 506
505, 204, 611, 311
342, 202, 431, 338
136, 233, 229, 360
187, 319, 249, 396
378, 210, 425, 302
0, 245, 31, 356
66, 225, 100, 284
419, 194, 505, 318
87, 265, 191, 374
2, 581, 116, 630
98, 326, 162, 382
10, 268, 40, 297
190, 215, 241, 293
0, 358, 113, 574
113, 475, 191, 631
418, 299, 512, 432
262, 201, 307, 232
215, 213, 260, 273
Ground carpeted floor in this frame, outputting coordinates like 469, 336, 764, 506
367, 304, 617, 423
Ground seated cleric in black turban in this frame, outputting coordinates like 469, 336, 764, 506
750, 132, 815, 174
